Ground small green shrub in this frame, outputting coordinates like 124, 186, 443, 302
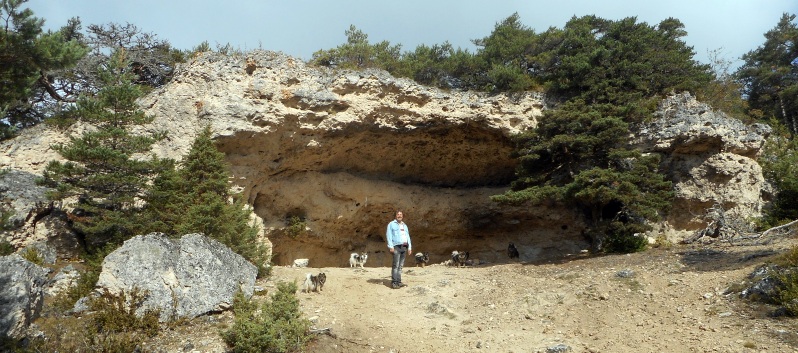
89, 287, 161, 337
29, 287, 161, 352
222, 281, 312, 353
768, 247, 798, 316
594, 221, 648, 253
0, 240, 14, 256
21, 248, 43, 265
286, 216, 306, 237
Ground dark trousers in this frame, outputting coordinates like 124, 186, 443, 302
391, 244, 407, 284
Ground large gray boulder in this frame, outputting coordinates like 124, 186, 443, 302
94, 233, 257, 321
0, 254, 49, 339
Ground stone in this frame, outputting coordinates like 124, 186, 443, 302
0, 254, 49, 338
88, 233, 257, 321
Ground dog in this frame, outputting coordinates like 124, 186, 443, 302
508, 243, 520, 259
451, 250, 469, 267
315, 272, 326, 292
349, 252, 368, 268
414, 252, 430, 267
303, 272, 327, 293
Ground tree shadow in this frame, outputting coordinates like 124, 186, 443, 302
677, 248, 779, 272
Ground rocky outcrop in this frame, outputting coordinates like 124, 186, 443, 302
0, 254, 49, 339
0, 170, 82, 257
90, 233, 257, 322
135, 51, 579, 266
636, 93, 771, 238
0, 51, 772, 265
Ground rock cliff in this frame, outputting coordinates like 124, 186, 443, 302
0, 51, 771, 266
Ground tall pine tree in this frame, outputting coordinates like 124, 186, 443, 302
40, 49, 163, 251
141, 126, 270, 276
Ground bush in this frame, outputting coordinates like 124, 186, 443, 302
766, 247, 798, 316
20, 248, 43, 265
222, 281, 312, 353
0, 240, 14, 256
596, 221, 648, 253
28, 287, 161, 352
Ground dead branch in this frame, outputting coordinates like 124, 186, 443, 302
760, 219, 798, 238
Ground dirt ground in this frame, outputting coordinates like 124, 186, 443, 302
146, 238, 798, 353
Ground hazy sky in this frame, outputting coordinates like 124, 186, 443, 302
26, 0, 796, 70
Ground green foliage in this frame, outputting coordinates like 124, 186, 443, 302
541, 16, 712, 106
285, 216, 306, 237
0, 240, 13, 256
470, 13, 538, 91
496, 99, 673, 251
736, 13, 798, 135
140, 126, 270, 276
311, 25, 402, 71
0, 0, 88, 139
765, 248, 798, 316
88, 288, 161, 337
758, 123, 798, 228
593, 221, 649, 253
28, 287, 159, 352
20, 247, 42, 265
39, 49, 164, 251
222, 282, 312, 353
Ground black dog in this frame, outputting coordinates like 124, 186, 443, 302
508, 243, 520, 259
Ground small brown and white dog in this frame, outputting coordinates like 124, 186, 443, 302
414, 252, 430, 267
303, 272, 327, 293
349, 252, 368, 268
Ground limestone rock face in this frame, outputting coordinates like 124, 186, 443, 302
0, 255, 49, 339
94, 233, 257, 321
0, 52, 773, 264
134, 51, 577, 266
636, 93, 771, 236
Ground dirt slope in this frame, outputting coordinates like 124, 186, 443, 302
146, 239, 798, 353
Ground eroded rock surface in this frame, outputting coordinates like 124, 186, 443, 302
0, 52, 772, 265
637, 93, 771, 238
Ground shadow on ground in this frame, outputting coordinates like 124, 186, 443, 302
678, 248, 779, 272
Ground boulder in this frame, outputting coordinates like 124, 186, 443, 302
0, 254, 49, 339
92, 233, 257, 321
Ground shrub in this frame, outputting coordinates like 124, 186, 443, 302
20, 248, 43, 265
28, 287, 161, 352
766, 247, 798, 316
286, 216, 306, 238
0, 240, 14, 256
597, 221, 648, 253
222, 281, 312, 353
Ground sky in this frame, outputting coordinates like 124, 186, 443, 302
26, 0, 797, 71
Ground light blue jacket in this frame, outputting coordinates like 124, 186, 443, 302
386, 219, 412, 251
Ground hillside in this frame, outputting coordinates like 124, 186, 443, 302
143, 239, 798, 353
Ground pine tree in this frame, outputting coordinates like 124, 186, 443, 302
141, 126, 270, 276
736, 13, 798, 135
40, 49, 163, 251
0, 0, 87, 138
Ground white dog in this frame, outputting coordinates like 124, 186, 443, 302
349, 252, 368, 268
